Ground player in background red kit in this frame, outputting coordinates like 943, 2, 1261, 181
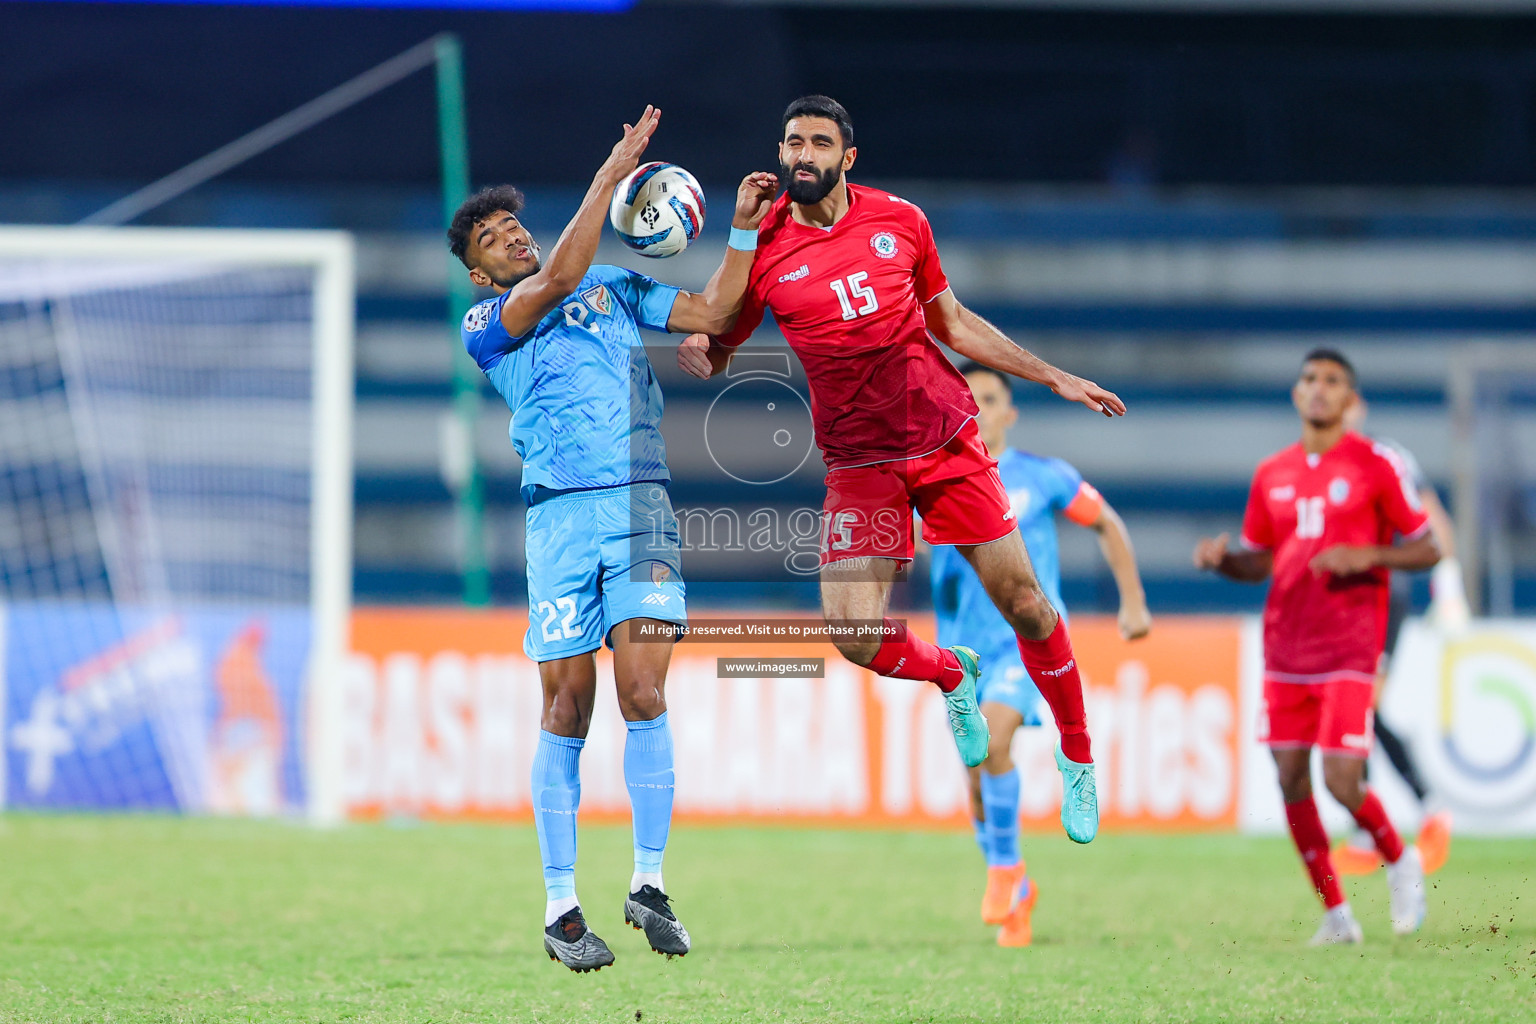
676, 95, 1124, 843
1194, 350, 1438, 945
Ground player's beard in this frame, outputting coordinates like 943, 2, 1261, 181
488, 241, 542, 289
780, 160, 841, 205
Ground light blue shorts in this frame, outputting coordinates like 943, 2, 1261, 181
975, 649, 1045, 727
523, 482, 687, 662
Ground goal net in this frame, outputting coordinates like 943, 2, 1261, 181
0, 227, 353, 822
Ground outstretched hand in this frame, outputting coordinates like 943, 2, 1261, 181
1053, 373, 1126, 417
734, 172, 779, 229
600, 105, 661, 184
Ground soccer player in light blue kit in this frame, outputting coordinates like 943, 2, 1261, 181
448, 106, 778, 972
930, 363, 1152, 946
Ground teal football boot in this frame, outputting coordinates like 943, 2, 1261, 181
1054, 744, 1099, 844
945, 646, 990, 768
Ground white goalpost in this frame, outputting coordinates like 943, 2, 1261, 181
0, 226, 353, 824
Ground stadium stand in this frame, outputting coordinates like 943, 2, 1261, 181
11, 181, 1521, 610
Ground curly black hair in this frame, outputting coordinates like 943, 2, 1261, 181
447, 184, 526, 268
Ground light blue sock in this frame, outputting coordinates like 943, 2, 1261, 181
972, 816, 987, 859
531, 730, 583, 903
980, 768, 1022, 867
625, 712, 675, 882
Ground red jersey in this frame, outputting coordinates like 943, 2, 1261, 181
716, 184, 976, 469
1241, 432, 1430, 677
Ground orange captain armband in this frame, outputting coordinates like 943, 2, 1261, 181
1063, 481, 1105, 527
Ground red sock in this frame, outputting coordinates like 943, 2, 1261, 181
866, 619, 964, 692
1016, 617, 1092, 763
1285, 796, 1346, 909
1351, 789, 1406, 864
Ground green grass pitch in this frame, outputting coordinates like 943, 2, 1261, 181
0, 816, 1529, 1022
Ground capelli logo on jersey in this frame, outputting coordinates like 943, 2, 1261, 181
1269, 485, 1296, 501
778, 264, 810, 283
1041, 659, 1077, 678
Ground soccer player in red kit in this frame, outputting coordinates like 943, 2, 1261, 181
676, 95, 1124, 843
1194, 349, 1437, 944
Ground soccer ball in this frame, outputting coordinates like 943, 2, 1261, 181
609, 162, 706, 258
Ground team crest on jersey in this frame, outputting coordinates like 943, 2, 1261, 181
1328, 477, 1351, 504
580, 284, 613, 317
462, 301, 493, 333
870, 232, 898, 258
650, 562, 672, 584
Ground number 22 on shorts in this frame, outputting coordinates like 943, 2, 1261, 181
536, 598, 581, 641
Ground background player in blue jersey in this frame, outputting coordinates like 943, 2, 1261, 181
447, 106, 778, 972
929, 363, 1152, 947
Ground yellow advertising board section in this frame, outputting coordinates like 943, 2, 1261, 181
345, 610, 1245, 831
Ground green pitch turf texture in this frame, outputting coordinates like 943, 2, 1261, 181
0, 817, 1529, 1023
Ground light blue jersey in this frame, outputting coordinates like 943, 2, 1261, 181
462, 265, 679, 504
461, 266, 687, 661
931, 449, 1087, 721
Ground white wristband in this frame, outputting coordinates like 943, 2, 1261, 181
1431, 556, 1472, 633
1432, 557, 1467, 604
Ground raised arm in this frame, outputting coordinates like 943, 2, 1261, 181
1194, 533, 1274, 583
922, 290, 1126, 418
499, 106, 660, 338
666, 172, 778, 336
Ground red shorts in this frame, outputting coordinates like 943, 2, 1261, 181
820, 418, 1014, 565
1258, 670, 1376, 757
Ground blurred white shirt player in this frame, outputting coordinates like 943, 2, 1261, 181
1332, 397, 1464, 877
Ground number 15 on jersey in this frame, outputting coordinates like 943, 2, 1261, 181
830, 273, 878, 320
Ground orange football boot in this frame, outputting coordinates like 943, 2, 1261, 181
981, 863, 1027, 925
1332, 837, 1384, 876
997, 877, 1038, 948
1418, 810, 1453, 875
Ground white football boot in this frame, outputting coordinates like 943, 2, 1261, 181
1308, 903, 1364, 946
1386, 845, 1428, 936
